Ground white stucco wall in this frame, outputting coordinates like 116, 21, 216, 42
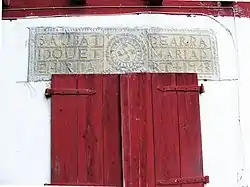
0, 14, 249, 186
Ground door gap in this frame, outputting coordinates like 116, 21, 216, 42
118, 75, 124, 187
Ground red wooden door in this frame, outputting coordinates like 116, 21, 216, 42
49, 74, 123, 186
48, 73, 208, 187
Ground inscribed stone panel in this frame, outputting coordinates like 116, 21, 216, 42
28, 27, 218, 81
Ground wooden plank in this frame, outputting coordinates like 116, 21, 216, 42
152, 73, 181, 187
77, 74, 122, 186
176, 73, 204, 187
102, 75, 123, 187
51, 74, 78, 184
77, 74, 104, 184
120, 73, 155, 187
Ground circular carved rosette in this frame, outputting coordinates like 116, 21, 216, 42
106, 34, 147, 72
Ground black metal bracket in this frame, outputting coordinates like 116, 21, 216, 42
158, 84, 205, 94
45, 88, 96, 98
146, 0, 163, 6
70, 0, 87, 6
3, 0, 10, 9
218, 1, 234, 7
157, 176, 209, 185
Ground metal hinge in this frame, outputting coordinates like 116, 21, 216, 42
45, 88, 96, 98
157, 176, 209, 185
157, 84, 205, 94
44, 183, 114, 186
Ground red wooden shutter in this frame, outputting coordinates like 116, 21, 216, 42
120, 73, 156, 187
152, 73, 208, 187
49, 73, 207, 187
49, 74, 122, 186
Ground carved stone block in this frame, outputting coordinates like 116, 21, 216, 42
28, 27, 219, 81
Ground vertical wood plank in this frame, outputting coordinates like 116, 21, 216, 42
51, 74, 78, 184
120, 73, 131, 187
77, 74, 104, 184
120, 73, 155, 187
152, 73, 181, 187
176, 73, 204, 187
103, 74, 123, 187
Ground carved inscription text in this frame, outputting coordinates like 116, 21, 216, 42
28, 27, 219, 81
